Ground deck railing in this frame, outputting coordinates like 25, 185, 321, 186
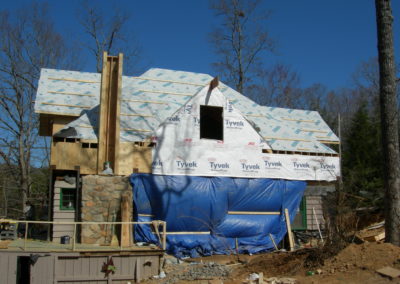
0, 219, 167, 251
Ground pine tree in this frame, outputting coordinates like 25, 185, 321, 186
342, 102, 384, 208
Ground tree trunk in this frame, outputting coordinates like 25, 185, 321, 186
375, 0, 400, 246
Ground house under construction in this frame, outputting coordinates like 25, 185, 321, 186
33, 52, 340, 257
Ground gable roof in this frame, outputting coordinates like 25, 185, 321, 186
35, 68, 339, 154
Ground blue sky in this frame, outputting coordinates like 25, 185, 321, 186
3, 0, 400, 90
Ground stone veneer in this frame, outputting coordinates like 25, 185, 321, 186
81, 175, 132, 244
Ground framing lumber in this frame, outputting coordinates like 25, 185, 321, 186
227, 211, 280, 215
120, 113, 154, 117
263, 136, 311, 142
281, 117, 315, 123
300, 129, 328, 133
48, 91, 96, 97
284, 208, 294, 251
136, 89, 194, 97
122, 99, 168, 105
41, 102, 92, 109
97, 52, 123, 175
47, 77, 100, 84
161, 232, 210, 235
318, 140, 340, 145
121, 192, 131, 247
131, 76, 206, 87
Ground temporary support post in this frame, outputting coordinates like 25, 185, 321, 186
97, 52, 123, 175
121, 192, 131, 247
284, 208, 295, 251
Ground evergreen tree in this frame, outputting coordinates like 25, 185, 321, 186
342, 102, 384, 208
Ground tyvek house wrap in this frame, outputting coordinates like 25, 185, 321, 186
151, 85, 340, 181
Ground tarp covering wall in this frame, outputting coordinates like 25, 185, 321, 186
130, 174, 306, 258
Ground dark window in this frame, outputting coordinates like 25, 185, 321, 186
200, 105, 223, 140
292, 197, 307, 230
60, 188, 76, 210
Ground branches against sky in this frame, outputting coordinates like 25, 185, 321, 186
209, 0, 274, 94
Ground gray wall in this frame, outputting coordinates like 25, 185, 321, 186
53, 180, 76, 242
0, 251, 161, 283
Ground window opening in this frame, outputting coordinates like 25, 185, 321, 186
292, 197, 307, 230
60, 188, 76, 210
200, 105, 223, 140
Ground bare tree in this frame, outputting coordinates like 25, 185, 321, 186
250, 63, 301, 107
209, 0, 274, 94
375, 0, 400, 246
77, 1, 141, 74
0, 4, 73, 215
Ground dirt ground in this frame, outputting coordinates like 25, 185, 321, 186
143, 241, 400, 284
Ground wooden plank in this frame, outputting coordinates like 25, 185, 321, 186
227, 211, 280, 215
41, 102, 92, 109
121, 99, 168, 105
376, 266, 400, 279
364, 232, 385, 242
120, 113, 154, 117
318, 140, 340, 145
131, 76, 206, 86
97, 52, 123, 175
263, 136, 311, 142
47, 77, 100, 84
48, 91, 96, 97
122, 128, 152, 132
300, 128, 328, 133
284, 208, 294, 251
281, 117, 315, 123
121, 192, 131, 247
161, 232, 210, 235
136, 89, 193, 97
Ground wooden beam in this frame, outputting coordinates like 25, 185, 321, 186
47, 77, 100, 84
121, 99, 168, 105
48, 91, 97, 97
284, 208, 294, 251
263, 136, 311, 142
227, 211, 280, 215
131, 76, 206, 86
121, 192, 131, 247
41, 102, 92, 109
318, 140, 340, 144
135, 89, 194, 97
97, 52, 123, 175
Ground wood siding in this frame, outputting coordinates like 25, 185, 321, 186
53, 181, 76, 243
0, 252, 161, 283
305, 195, 325, 230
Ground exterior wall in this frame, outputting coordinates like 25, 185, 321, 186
53, 180, 76, 243
0, 251, 161, 283
303, 184, 335, 230
81, 175, 132, 244
50, 141, 97, 174
305, 195, 325, 230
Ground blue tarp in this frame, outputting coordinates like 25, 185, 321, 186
130, 174, 306, 258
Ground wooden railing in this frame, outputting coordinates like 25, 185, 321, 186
0, 219, 167, 251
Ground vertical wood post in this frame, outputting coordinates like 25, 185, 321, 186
284, 208, 294, 251
121, 192, 131, 247
97, 52, 123, 175
162, 221, 167, 250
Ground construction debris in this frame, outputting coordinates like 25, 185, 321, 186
376, 266, 400, 279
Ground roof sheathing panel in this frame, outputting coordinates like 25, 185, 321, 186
35, 69, 101, 116
40, 68, 338, 154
